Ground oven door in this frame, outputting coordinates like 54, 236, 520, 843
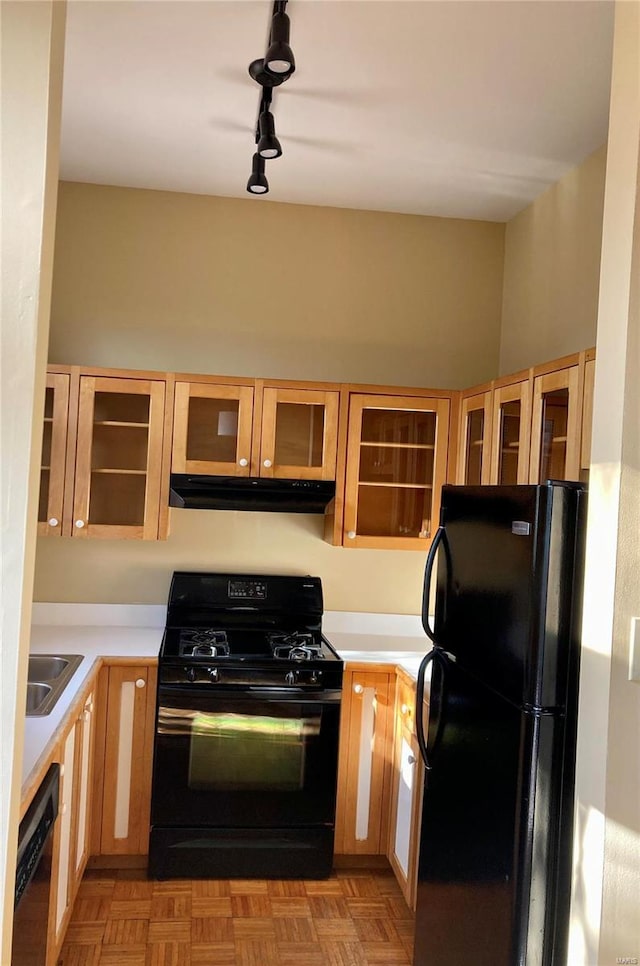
151, 685, 341, 829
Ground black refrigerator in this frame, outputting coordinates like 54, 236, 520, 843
413, 482, 586, 966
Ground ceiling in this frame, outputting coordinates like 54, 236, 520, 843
60, 0, 614, 222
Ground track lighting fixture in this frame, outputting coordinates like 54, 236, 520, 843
245, 0, 295, 195
265, 10, 295, 78
257, 110, 282, 159
246, 153, 269, 194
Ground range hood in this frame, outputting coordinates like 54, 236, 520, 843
169, 474, 336, 514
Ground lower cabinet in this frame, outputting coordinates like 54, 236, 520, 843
387, 673, 424, 910
46, 683, 96, 966
335, 667, 394, 854
92, 663, 157, 856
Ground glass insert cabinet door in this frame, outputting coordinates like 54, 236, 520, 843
38, 372, 70, 536
259, 387, 339, 480
72, 376, 165, 538
529, 367, 581, 483
457, 390, 492, 485
343, 395, 450, 549
172, 382, 254, 476
490, 381, 532, 485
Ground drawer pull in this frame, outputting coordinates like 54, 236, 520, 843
353, 683, 364, 695
135, 678, 146, 689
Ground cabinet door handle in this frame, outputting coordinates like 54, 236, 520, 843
347, 531, 356, 540
48, 517, 59, 527
239, 458, 248, 467
135, 678, 146, 689
263, 459, 272, 468
407, 754, 417, 765
75, 519, 85, 529
401, 703, 409, 715
353, 683, 364, 694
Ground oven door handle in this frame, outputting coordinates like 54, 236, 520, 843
158, 686, 342, 705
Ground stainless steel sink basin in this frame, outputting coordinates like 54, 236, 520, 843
28, 655, 74, 681
26, 682, 52, 714
26, 654, 83, 716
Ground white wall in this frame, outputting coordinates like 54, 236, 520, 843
0, 2, 65, 961
569, 2, 640, 962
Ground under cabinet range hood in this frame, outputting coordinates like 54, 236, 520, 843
169, 474, 336, 514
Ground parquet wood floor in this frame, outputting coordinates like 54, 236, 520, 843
58, 867, 415, 966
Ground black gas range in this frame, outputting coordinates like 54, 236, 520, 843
149, 572, 343, 880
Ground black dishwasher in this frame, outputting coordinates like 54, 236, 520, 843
12, 763, 60, 966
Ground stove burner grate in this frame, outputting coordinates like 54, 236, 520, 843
179, 628, 230, 658
269, 632, 323, 661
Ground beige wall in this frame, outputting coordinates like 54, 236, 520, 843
34, 182, 505, 612
1, 1, 65, 960
49, 182, 504, 389
569, 2, 640, 961
500, 146, 606, 375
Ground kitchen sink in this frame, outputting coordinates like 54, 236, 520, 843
25, 683, 52, 714
26, 654, 83, 716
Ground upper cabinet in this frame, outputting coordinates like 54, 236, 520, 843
38, 367, 169, 540
258, 385, 339, 480
38, 372, 71, 535
456, 386, 492, 485
172, 380, 254, 476
489, 372, 532, 485
340, 393, 451, 550
528, 354, 583, 483
171, 378, 339, 480
457, 349, 596, 491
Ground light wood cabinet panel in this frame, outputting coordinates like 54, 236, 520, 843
581, 354, 596, 472
489, 378, 532, 484
38, 368, 168, 541
98, 664, 157, 855
72, 376, 165, 539
172, 381, 255, 475
529, 365, 582, 483
72, 690, 95, 880
457, 388, 493, 485
343, 394, 450, 550
50, 723, 76, 952
38, 372, 70, 536
335, 669, 394, 854
259, 386, 339, 480
388, 675, 424, 910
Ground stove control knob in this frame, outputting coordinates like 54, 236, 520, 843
309, 671, 320, 684
207, 667, 219, 682
186, 667, 196, 683
285, 670, 297, 685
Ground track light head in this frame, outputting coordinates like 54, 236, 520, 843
257, 111, 282, 159
265, 11, 295, 77
248, 58, 287, 88
246, 153, 269, 194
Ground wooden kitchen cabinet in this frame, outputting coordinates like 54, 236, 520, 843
172, 376, 340, 480
72, 690, 95, 880
341, 393, 451, 550
529, 355, 583, 483
46, 679, 96, 965
580, 348, 596, 479
489, 371, 532, 484
388, 673, 424, 910
38, 371, 70, 536
38, 367, 168, 540
456, 385, 493, 485
335, 667, 394, 854
92, 663, 157, 856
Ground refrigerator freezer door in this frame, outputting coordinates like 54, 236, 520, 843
432, 482, 585, 709
414, 658, 570, 966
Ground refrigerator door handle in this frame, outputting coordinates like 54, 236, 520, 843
416, 649, 436, 769
416, 648, 449, 772
422, 524, 446, 642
